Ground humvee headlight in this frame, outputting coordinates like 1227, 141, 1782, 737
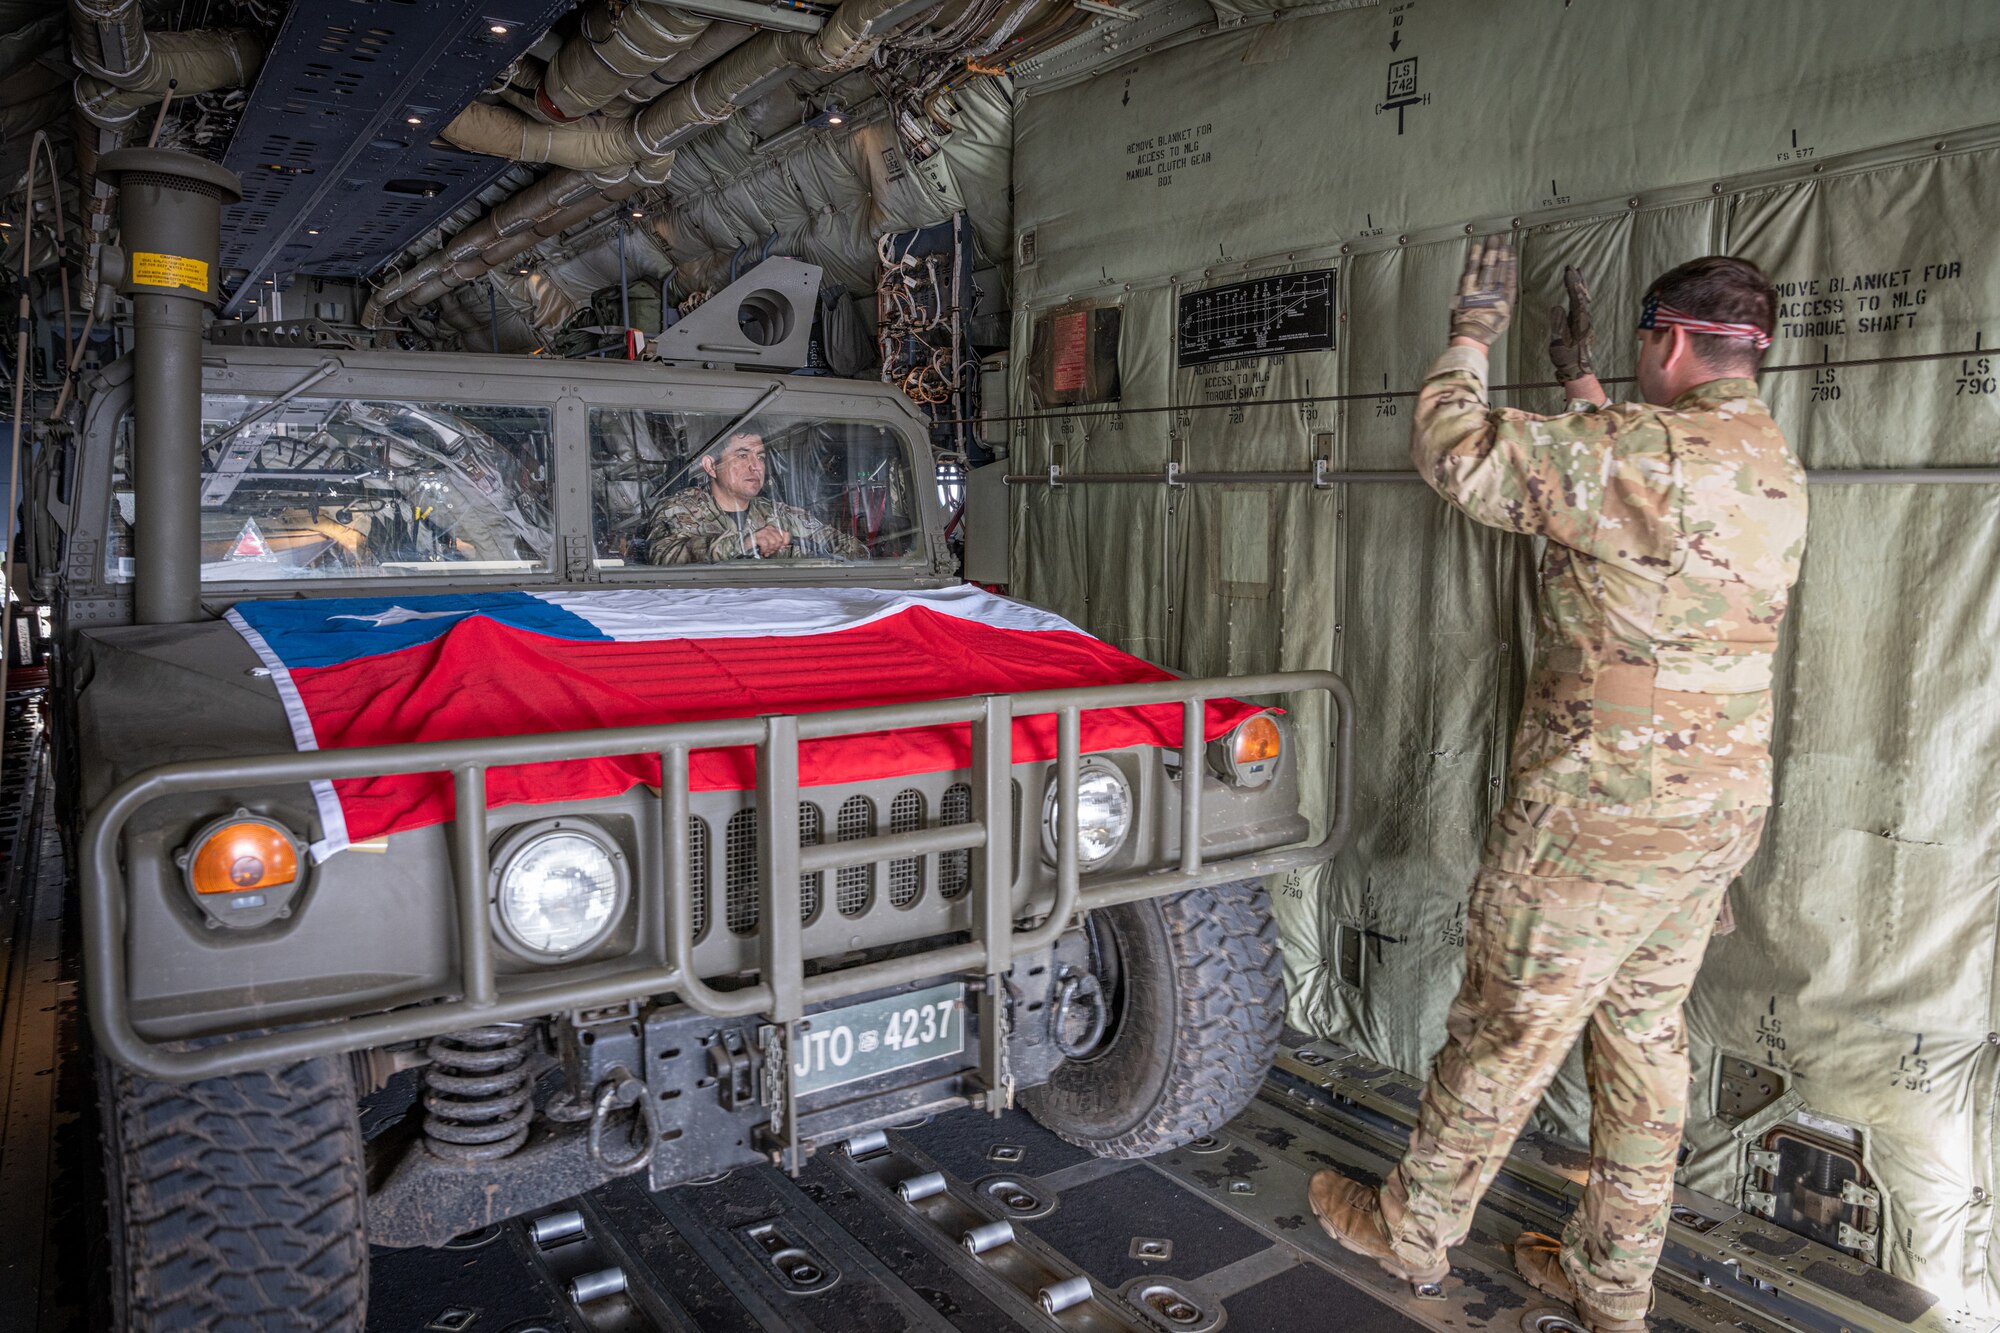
1214, 712, 1282, 788
1042, 759, 1133, 868
179, 811, 306, 930
491, 821, 627, 959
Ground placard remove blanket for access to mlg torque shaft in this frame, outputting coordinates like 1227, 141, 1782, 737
1175, 270, 1337, 367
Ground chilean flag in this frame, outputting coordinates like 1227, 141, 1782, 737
226, 586, 1261, 858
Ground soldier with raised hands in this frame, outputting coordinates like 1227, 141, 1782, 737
1308, 237, 1808, 1331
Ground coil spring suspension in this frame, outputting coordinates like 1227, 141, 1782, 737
423, 1024, 534, 1162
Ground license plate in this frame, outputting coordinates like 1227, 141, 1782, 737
790, 982, 967, 1097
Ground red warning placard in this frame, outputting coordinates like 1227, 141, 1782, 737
1051, 310, 1088, 393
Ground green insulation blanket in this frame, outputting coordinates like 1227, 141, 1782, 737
1005, 0, 2000, 1314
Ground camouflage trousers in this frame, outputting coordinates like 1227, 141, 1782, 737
1377, 800, 1768, 1321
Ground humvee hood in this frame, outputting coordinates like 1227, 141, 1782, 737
74, 620, 300, 812
173, 586, 1263, 857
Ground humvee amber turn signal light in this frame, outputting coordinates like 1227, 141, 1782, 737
1231, 714, 1282, 766
188, 817, 300, 894
178, 812, 307, 932
1215, 713, 1282, 788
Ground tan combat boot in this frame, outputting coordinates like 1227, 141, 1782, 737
1307, 1171, 1451, 1290
1511, 1232, 1649, 1332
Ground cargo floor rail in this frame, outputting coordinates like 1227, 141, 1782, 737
84, 670, 1353, 1081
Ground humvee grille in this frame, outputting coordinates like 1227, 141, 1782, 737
835, 796, 875, 917
936, 783, 1025, 897
800, 802, 823, 922
688, 816, 710, 941
698, 779, 1027, 937
725, 809, 758, 934
939, 782, 972, 899
888, 790, 924, 907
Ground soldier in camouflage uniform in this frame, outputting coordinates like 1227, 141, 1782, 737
645, 430, 866, 565
1310, 240, 1807, 1331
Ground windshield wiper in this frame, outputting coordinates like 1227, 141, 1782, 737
650, 383, 788, 499
200, 359, 343, 507
204, 359, 343, 452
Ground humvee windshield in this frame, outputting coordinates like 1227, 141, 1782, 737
589, 408, 921, 567
107, 395, 556, 582
105, 395, 925, 583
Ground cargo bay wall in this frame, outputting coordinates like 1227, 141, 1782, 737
1004, 0, 2000, 1313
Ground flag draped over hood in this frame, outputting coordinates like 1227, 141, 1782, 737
226, 586, 1262, 858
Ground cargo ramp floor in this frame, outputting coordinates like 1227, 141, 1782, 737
0, 706, 1970, 1333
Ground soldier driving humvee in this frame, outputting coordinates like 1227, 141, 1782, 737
644, 428, 867, 564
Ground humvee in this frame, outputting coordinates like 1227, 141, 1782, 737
47, 176, 1352, 1325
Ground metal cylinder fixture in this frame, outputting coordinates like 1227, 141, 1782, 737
97, 146, 242, 625
844, 1128, 888, 1158
1038, 1275, 1093, 1314
961, 1219, 1016, 1254
568, 1267, 628, 1305
528, 1209, 587, 1249
896, 1170, 946, 1202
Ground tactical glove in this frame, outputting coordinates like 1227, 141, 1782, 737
1449, 233, 1516, 345
1547, 264, 1595, 382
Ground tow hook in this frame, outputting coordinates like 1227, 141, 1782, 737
586, 1065, 655, 1174
1051, 969, 1108, 1059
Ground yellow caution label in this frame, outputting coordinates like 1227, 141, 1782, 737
131, 251, 210, 292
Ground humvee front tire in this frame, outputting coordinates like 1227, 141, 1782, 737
1022, 878, 1283, 1158
100, 1054, 368, 1331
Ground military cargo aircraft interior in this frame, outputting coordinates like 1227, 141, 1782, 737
0, 1, 1995, 1330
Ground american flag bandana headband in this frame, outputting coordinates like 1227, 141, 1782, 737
1638, 296, 1773, 349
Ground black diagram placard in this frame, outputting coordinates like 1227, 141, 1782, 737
1176, 270, 1337, 368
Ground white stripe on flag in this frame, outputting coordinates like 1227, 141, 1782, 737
538, 585, 1084, 642
225, 607, 352, 861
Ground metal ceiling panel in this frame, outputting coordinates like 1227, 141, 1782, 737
219, 0, 577, 312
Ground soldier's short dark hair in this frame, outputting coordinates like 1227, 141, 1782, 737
1642, 256, 1777, 371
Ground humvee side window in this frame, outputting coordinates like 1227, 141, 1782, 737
107, 396, 554, 583
589, 408, 921, 567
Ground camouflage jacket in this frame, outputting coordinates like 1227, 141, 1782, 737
1412, 346, 1808, 816
643, 488, 866, 565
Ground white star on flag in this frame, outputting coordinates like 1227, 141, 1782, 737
328, 607, 476, 628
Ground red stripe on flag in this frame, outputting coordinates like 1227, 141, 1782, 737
288, 607, 1263, 843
